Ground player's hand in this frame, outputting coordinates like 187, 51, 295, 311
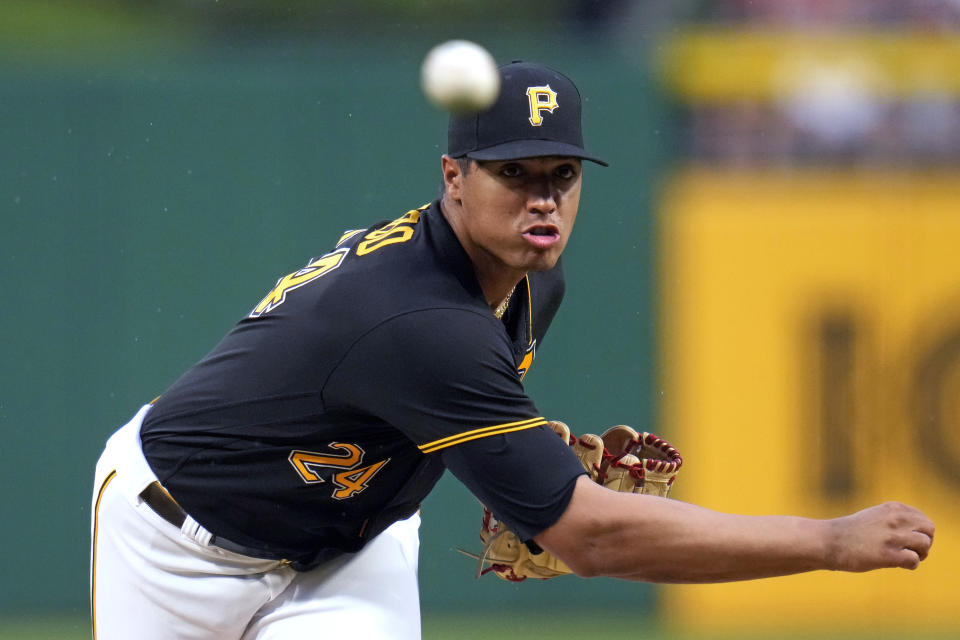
826, 502, 934, 572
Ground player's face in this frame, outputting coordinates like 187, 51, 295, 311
448, 156, 582, 275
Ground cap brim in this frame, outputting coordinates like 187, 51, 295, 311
464, 139, 608, 167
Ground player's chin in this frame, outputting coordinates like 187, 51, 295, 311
519, 250, 563, 272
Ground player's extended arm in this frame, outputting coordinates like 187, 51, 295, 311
534, 475, 935, 583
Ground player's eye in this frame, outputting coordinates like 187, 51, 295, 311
499, 163, 524, 178
554, 164, 578, 180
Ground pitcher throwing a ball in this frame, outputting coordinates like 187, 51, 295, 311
90, 50, 934, 640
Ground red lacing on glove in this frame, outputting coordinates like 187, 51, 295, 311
481, 564, 522, 581
601, 447, 638, 483
638, 433, 683, 473
574, 436, 605, 481
607, 450, 627, 465
606, 451, 646, 483
481, 508, 499, 540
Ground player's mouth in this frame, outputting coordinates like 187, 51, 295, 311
521, 224, 561, 249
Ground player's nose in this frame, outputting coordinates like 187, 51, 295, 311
525, 179, 557, 215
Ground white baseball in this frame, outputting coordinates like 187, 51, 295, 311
421, 40, 500, 113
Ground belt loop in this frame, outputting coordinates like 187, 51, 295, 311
181, 515, 214, 547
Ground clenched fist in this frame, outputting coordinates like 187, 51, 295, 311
827, 502, 934, 572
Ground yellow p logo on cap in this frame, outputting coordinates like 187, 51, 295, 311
526, 85, 558, 126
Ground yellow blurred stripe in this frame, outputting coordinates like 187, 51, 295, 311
660, 28, 960, 101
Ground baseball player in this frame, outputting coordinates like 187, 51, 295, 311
90, 61, 934, 639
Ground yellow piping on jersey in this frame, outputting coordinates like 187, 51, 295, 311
418, 417, 547, 454
524, 274, 533, 345
91, 469, 117, 640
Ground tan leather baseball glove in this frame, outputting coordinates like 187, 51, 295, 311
461, 421, 682, 582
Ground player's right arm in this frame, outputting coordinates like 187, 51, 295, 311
533, 475, 935, 583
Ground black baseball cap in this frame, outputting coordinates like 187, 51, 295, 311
447, 61, 608, 166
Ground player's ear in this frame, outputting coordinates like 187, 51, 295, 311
442, 154, 465, 199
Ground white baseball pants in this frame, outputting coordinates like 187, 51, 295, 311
90, 405, 422, 639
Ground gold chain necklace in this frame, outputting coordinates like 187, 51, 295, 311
494, 284, 516, 320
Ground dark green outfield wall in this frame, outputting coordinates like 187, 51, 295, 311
0, 33, 671, 614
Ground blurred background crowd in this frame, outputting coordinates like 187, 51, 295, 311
673, 0, 960, 166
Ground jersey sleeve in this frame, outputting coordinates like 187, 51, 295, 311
323, 307, 586, 540
323, 307, 544, 450
441, 424, 587, 541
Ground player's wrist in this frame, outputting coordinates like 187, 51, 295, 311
821, 516, 851, 572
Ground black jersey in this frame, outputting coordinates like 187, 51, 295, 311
140, 200, 586, 569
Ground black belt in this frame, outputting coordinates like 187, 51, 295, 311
138, 482, 288, 563
140, 482, 187, 528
